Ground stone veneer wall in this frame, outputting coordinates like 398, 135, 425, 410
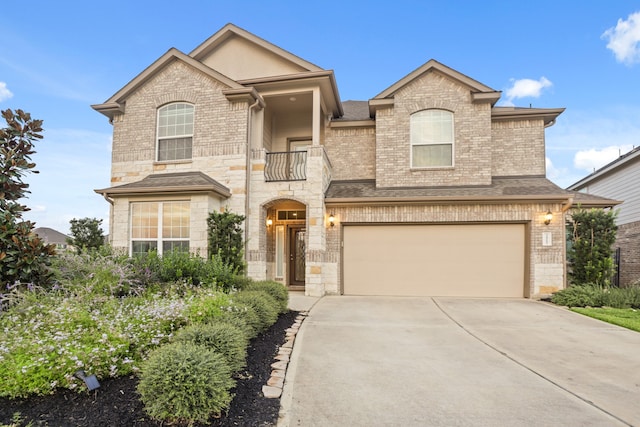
106, 60, 250, 251
375, 70, 493, 188
323, 202, 566, 297
491, 119, 546, 176
616, 220, 640, 286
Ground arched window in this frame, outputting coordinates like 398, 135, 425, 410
410, 109, 454, 167
157, 102, 194, 161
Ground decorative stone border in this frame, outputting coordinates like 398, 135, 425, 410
262, 311, 308, 398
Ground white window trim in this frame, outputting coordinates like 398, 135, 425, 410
130, 201, 190, 256
156, 102, 195, 162
410, 109, 455, 169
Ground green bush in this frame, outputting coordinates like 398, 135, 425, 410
217, 308, 260, 339
186, 293, 233, 323
552, 284, 640, 308
137, 342, 235, 424
173, 323, 247, 372
245, 280, 289, 313
231, 291, 279, 333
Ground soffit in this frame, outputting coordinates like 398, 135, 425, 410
94, 172, 231, 199
491, 106, 566, 127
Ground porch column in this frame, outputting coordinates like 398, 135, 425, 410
312, 87, 321, 146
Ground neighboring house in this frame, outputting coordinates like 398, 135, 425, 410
568, 146, 640, 286
93, 24, 612, 298
33, 227, 72, 252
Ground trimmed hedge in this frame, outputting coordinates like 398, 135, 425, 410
173, 322, 248, 372
137, 342, 235, 424
244, 280, 289, 313
231, 291, 279, 333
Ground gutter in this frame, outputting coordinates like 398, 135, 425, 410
244, 93, 266, 263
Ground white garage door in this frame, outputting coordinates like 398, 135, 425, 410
343, 224, 525, 297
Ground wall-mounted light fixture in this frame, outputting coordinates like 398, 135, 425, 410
328, 213, 335, 227
266, 217, 273, 227
544, 211, 553, 225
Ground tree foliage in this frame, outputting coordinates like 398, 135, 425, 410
67, 217, 104, 253
0, 109, 56, 287
567, 208, 618, 286
207, 210, 245, 274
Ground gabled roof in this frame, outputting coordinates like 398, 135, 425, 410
567, 145, 640, 190
190, 23, 323, 72
95, 172, 231, 199
33, 227, 70, 245
92, 48, 244, 119
373, 59, 501, 101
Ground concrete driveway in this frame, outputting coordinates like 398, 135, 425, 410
279, 297, 640, 426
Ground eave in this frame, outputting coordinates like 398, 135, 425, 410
491, 107, 565, 127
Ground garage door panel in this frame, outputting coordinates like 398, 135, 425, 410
343, 224, 525, 297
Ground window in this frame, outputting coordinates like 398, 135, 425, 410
157, 103, 194, 161
410, 109, 454, 168
131, 201, 190, 255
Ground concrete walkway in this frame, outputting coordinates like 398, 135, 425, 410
279, 297, 640, 426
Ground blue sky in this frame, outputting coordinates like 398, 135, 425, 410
1, 1, 639, 234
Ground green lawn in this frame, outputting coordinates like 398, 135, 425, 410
571, 307, 640, 332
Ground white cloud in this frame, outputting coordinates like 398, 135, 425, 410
505, 77, 552, 101
0, 81, 13, 102
573, 145, 635, 173
545, 157, 568, 181
602, 11, 640, 65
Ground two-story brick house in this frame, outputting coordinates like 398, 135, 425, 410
94, 23, 587, 298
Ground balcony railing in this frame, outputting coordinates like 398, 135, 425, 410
265, 151, 307, 182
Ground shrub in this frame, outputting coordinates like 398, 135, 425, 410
173, 323, 247, 372
230, 291, 279, 333
186, 292, 232, 323
217, 308, 260, 339
207, 210, 245, 274
567, 208, 618, 286
552, 284, 640, 309
137, 342, 235, 424
245, 280, 289, 313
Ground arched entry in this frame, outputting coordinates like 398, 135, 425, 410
264, 199, 307, 290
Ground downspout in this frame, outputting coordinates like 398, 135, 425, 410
245, 94, 265, 270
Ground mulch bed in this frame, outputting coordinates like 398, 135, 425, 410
0, 310, 299, 427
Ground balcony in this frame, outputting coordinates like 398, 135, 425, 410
265, 151, 307, 182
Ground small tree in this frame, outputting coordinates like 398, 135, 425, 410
567, 208, 618, 286
207, 210, 245, 274
67, 217, 104, 253
0, 109, 56, 287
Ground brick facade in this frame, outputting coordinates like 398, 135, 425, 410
616, 220, 640, 286
96, 25, 570, 299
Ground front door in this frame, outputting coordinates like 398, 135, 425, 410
289, 226, 306, 287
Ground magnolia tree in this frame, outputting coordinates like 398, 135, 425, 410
0, 109, 56, 287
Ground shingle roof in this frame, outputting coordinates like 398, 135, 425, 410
325, 177, 564, 202
325, 176, 621, 207
95, 172, 231, 198
337, 100, 370, 121
33, 227, 69, 245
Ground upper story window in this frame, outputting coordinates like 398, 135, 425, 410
157, 103, 194, 161
410, 109, 454, 168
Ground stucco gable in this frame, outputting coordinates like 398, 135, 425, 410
190, 23, 323, 81
92, 48, 243, 120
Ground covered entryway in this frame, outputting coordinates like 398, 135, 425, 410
342, 223, 526, 297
